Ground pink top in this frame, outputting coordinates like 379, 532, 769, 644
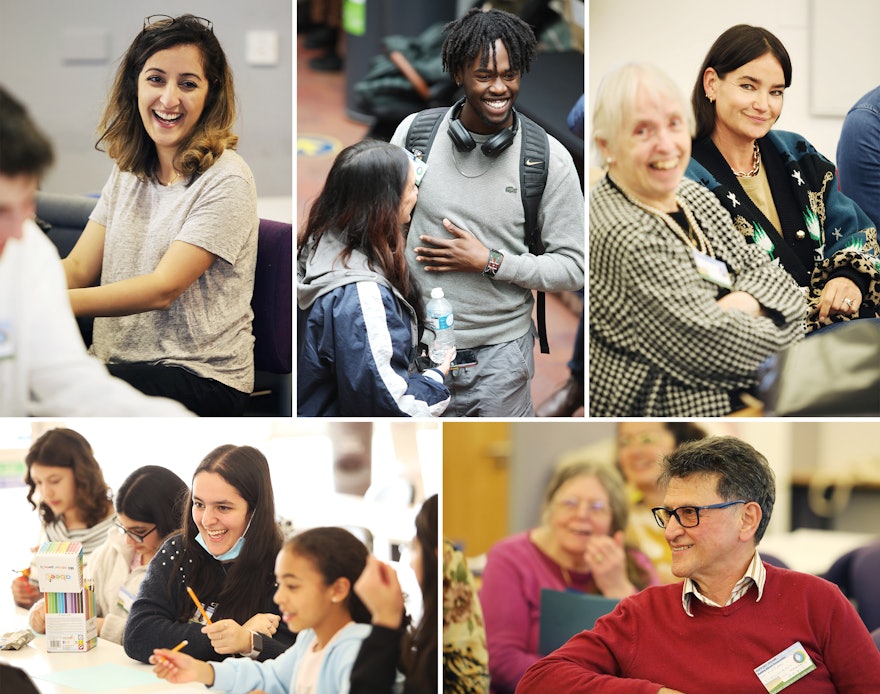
479, 530, 658, 694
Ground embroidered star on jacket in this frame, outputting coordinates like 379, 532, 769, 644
832, 228, 843, 241
792, 170, 804, 186
727, 191, 740, 207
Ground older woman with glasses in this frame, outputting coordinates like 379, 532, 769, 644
62, 14, 258, 416
28, 465, 188, 643
478, 460, 657, 693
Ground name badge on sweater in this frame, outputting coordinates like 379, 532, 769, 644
754, 641, 816, 692
692, 249, 732, 289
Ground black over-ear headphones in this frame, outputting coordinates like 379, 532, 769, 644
447, 98, 519, 157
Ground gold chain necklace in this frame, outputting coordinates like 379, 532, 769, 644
612, 177, 714, 256
732, 141, 761, 178
160, 170, 181, 187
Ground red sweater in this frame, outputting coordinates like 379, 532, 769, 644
517, 564, 880, 693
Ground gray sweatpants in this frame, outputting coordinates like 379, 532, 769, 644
441, 331, 535, 417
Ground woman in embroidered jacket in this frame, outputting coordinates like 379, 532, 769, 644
589, 62, 806, 417
686, 25, 880, 331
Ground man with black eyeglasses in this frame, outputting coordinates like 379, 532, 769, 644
518, 436, 880, 693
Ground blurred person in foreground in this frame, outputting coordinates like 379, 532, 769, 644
518, 436, 880, 693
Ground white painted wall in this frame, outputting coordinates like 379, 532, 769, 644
588, 0, 879, 165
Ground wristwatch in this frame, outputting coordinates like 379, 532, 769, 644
484, 249, 504, 277
246, 631, 263, 659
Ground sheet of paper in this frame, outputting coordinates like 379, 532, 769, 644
31, 662, 160, 691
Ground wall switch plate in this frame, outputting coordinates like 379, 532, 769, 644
246, 30, 279, 66
62, 28, 110, 63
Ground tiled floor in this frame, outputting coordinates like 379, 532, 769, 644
296, 36, 583, 417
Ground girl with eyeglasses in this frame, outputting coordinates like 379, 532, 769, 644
11, 428, 115, 610
28, 465, 188, 643
61, 14, 258, 416
479, 461, 658, 693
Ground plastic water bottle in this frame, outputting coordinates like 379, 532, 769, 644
426, 287, 456, 365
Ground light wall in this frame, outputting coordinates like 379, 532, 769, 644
588, 0, 879, 166
0, 0, 292, 197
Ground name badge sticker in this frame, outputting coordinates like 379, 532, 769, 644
692, 249, 733, 289
403, 148, 428, 186
754, 641, 816, 693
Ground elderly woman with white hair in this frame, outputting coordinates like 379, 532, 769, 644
589, 62, 806, 417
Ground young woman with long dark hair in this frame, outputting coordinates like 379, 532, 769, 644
123, 445, 294, 663
297, 139, 452, 417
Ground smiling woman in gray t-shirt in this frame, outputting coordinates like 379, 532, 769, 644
62, 15, 257, 416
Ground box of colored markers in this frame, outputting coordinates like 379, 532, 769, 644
34, 542, 97, 652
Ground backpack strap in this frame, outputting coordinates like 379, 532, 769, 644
406, 106, 553, 353
518, 113, 551, 353
404, 106, 448, 161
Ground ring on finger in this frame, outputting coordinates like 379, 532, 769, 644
843, 297, 853, 307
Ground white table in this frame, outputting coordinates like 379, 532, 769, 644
1, 608, 206, 694
759, 528, 877, 575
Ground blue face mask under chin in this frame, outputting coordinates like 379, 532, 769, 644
196, 509, 255, 562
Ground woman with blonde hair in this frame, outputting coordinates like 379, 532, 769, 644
589, 62, 806, 416
62, 14, 257, 416
479, 460, 657, 693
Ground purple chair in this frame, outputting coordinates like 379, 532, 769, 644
249, 218, 293, 415
822, 542, 880, 632
35, 192, 292, 415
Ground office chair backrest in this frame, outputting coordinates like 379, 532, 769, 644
822, 541, 880, 632
760, 552, 789, 569
251, 218, 292, 374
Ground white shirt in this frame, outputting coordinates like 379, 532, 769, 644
0, 220, 192, 415
681, 549, 767, 617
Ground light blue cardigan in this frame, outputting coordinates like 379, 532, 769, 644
210, 622, 372, 694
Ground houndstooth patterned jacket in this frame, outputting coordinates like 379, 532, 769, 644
589, 176, 807, 417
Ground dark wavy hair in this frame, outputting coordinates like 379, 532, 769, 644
299, 139, 424, 320
285, 526, 371, 624
660, 436, 776, 543
115, 465, 188, 539
692, 24, 792, 140
401, 494, 438, 691
96, 14, 237, 183
25, 428, 112, 527
441, 7, 537, 79
175, 445, 282, 624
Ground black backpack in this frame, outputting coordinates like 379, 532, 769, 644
405, 107, 552, 353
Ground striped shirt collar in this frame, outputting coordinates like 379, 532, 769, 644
681, 549, 766, 617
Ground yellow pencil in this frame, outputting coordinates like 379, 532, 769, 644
170, 639, 188, 652
186, 585, 212, 625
